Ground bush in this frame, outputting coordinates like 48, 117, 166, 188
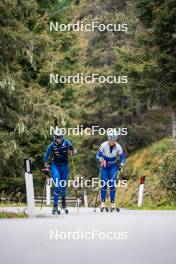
157, 146, 176, 196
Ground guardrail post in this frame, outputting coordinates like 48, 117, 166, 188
24, 159, 36, 217
83, 189, 88, 207
46, 178, 51, 205
138, 176, 145, 207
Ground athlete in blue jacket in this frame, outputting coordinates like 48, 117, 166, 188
96, 130, 126, 211
44, 128, 77, 214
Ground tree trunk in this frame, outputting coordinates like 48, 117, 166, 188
172, 107, 176, 145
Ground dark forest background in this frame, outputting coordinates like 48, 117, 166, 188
0, 0, 176, 207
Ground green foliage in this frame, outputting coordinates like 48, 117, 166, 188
118, 138, 176, 208
123, 137, 172, 179
0, 211, 27, 218
116, 0, 176, 107
158, 146, 176, 196
0, 0, 81, 195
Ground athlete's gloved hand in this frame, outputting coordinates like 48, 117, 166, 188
42, 164, 50, 175
69, 149, 78, 156
99, 157, 106, 167
99, 157, 104, 163
119, 167, 123, 173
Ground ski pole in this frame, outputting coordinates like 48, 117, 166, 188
71, 157, 80, 213
93, 165, 101, 212
74, 187, 80, 213
40, 177, 47, 209
40, 167, 50, 209
93, 188, 100, 212
109, 167, 125, 211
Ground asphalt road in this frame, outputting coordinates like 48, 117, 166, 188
0, 208, 176, 264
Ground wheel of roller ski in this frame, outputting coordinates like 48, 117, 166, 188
52, 209, 60, 215
105, 207, 109, 212
65, 208, 69, 214
116, 208, 120, 212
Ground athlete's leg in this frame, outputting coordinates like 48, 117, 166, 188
51, 163, 61, 207
100, 167, 108, 203
60, 164, 68, 208
109, 166, 118, 204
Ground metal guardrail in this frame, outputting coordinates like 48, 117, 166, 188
35, 196, 83, 205
0, 196, 84, 206
0, 197, 24, 203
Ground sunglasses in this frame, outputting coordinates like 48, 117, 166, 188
55, 135, 63, 139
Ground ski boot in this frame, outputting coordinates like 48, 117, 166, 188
100, 202, 109, 212
110, 203, 120, 212
61, 197, 69, 214
52, 206, 60, 215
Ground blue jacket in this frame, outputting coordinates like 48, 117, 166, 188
44, 139, 74, 165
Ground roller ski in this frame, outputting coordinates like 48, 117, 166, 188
110, 204, 120, 213
61, 198, 69, 214
100, 202, 109, 212
52, 206, 60, 215
109, 207, 120, 212
100, 207, 109, 212
61, 207, 69, 214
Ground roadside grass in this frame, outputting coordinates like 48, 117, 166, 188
126, 205, 176, 210
0, 202, 26, 207
0, 212, 28, 218
116, 137, 176, 208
